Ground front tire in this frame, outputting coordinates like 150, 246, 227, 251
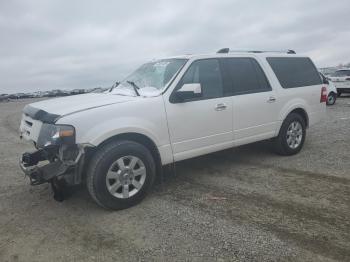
327, 92, 336, 105
87, 140, 156, 210
273, 113, 306, 156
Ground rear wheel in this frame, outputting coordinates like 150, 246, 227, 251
337, 92, 342, 97
87, 140, 156, 210
273, 113, 306, 156
327, 92, 336, 105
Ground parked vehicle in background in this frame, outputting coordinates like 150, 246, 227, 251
328, 69, 350, 96
318, 67, 337, 77
8, 93, 31, 99
0, 94, 9, 102
320, 72, 337, 105
19, 48, 326, 210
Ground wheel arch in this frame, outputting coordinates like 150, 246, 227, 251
288, 108, 309, 128
94, 132, 163, 177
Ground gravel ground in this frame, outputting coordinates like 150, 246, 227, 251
0, 98, 349, 262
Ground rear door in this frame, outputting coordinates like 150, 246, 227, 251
221, 57, 280, 145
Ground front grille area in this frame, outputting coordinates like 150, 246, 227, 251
25, 120, 33, 127
20, 114, 43, 143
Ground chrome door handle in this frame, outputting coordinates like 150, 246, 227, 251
267, 96, 276, 103
215, 103, 227, 111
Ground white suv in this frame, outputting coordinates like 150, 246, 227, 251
328, 68, 350, 96
19, 49, 326, 209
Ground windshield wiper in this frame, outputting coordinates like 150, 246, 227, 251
127, 81, 140, 96
109, 81, 120, 92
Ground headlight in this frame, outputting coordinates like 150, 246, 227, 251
37, 124, 75, 148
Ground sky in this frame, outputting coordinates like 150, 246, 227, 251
0, 0, 349, 94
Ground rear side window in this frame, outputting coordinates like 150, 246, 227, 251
221, 58, 271, 95
267, 57, 322, 88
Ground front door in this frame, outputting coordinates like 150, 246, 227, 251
165, 58, 233, 161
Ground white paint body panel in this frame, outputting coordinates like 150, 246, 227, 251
164, 96, 233, 162
326, 80, 337, 95
20, 52, 326, 166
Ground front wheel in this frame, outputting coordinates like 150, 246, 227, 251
273, 113, 306, 156
327, 92, 336, 105
86, 140, 156, 210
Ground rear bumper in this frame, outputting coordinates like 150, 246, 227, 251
336, 88, 350, 93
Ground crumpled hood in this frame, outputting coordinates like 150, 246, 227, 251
24, 93, 136, 123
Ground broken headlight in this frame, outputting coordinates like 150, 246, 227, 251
37, 124, 75, 148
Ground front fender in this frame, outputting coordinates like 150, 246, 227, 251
82, 117, 162, 147
55, 96, 170, 149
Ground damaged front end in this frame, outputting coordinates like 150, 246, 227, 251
19, 144, 86, 201
19, 113, 89, 201
20, 145, 85, 185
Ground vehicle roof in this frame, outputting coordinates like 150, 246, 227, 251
163, 52, 308, 60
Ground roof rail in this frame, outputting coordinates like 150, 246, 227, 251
216, 48, 296, 54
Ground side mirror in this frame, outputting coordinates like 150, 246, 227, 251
175, 83, 202, 102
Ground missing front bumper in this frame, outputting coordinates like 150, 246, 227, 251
19, 146, 85, 186
19, 158, 71, 185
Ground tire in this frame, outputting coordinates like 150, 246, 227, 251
273, 113, 306, 156
337, 92, 342, 97
87, 140, 156, 210
326, 92, 336, 105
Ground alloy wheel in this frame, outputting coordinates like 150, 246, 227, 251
286, 121, 303, 149
105, 156, 147, 199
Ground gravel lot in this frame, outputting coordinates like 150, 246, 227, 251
0, 98, 349, 262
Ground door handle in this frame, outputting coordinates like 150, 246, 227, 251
267, 96, 276, 103
215, 103, 227, 111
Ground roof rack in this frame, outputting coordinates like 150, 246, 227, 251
216, 48, 296, 54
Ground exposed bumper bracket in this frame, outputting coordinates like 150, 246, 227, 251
19, 145, 85, 186
19, 159, 70, 185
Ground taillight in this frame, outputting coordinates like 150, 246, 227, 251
320, 86, 327, 103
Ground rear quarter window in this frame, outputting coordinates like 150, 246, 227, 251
267, 57, 322, 89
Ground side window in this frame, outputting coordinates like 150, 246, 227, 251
222, 58, 271, 95
179, 59, 223, 99
267, 57, 322, 88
